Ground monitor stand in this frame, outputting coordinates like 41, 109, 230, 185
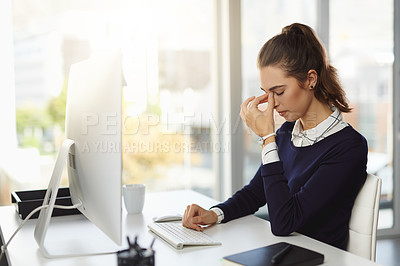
33, 139, 120, 258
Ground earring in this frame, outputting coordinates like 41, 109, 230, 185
310, 85, 314, 89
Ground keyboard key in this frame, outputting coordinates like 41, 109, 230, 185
147, 222, 221, 250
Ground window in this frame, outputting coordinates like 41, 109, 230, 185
1, 0, 216, 205
330, 0, 394, 229
3, 1, 399, 237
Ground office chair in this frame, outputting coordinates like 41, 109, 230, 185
348, 173, 382, 261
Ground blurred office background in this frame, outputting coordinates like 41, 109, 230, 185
0, 0, 399, 255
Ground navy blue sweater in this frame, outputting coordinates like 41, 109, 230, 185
215, 122, 368, 250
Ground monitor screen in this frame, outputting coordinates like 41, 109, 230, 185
66, 49, 122, 246
34, 49, 123, 258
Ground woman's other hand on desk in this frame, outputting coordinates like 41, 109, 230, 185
182, 204, 217, 231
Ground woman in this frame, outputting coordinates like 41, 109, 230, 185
182, 23, 368, 250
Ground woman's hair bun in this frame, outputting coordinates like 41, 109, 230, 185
282, 23, 305, 35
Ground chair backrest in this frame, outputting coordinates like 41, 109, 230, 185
348, 173, 382, 261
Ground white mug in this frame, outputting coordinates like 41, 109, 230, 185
123, 184, 145, 214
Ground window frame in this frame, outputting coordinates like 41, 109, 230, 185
213, 0, 244, 201
379, 0, 400, 238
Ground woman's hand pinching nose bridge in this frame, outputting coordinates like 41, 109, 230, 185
240, 92, 275, 138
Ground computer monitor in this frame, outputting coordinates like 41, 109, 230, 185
34, 49, 123, 258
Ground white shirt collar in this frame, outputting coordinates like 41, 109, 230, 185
291, 107, 348, 147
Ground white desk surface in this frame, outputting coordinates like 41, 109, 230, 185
0, 189, 379, 266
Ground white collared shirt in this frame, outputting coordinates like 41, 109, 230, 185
261, 107, 348, 164
212, 108, 349, 222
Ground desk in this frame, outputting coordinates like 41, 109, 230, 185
0, 190, 379, 265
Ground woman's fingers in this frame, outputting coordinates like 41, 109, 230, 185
182, 204, 219, 232
182, 204, 204, 231
240, 96, 256, 127
240, 92, 275, 136
252, 93, 269, 107
266, 92, 275, 112
241, 96, 255, 114
259, 93, 269, 104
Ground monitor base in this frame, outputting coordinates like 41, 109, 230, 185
33, 139, 121, 258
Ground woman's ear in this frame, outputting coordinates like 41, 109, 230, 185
307, 69, 318, 90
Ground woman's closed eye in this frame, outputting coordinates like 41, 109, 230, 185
275, 90, 285, 96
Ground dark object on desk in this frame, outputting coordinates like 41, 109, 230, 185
222, 242, 324, 266
11, 187, 81, 219
271, 243, 293, 264
117, 236, 155, 266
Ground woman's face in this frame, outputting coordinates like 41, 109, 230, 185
258, 65, 314, 122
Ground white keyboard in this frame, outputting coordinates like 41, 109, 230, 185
147, 222, 221, 250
